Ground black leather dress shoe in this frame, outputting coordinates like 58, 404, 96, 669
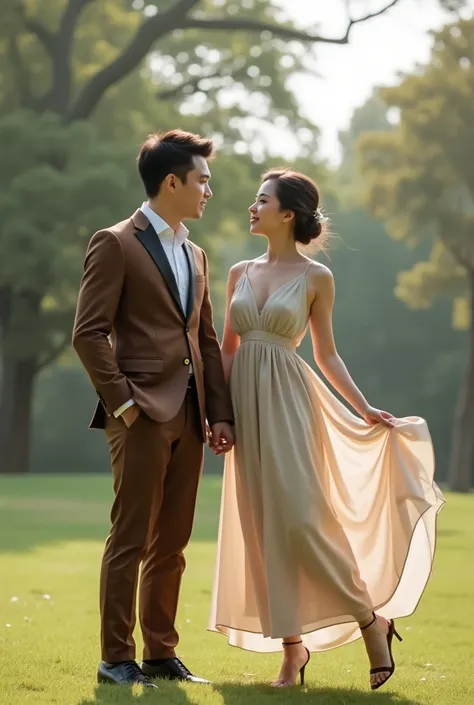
141, 657, 209, 684
97, 660, 158, 688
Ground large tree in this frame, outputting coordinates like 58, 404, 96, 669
0, 0, 402, 474
358, 16, 474, 491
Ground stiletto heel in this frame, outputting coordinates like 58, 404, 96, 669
299, 648, 310, 685
280, 640, 311, 687
360, 612, 402, 691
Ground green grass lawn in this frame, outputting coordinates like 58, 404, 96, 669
0, 475, 472, 705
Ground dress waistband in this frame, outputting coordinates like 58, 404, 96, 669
240, 331, 296, 352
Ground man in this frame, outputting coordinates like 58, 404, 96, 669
72, 129, 234, 689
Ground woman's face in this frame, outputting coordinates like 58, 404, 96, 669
248, 179, 289, 237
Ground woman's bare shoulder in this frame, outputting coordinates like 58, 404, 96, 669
228, 260, 248, 280
228, 257, 263, 280
305, 260, 334, 284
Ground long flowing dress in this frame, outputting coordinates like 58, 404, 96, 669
208, 262, 445, 653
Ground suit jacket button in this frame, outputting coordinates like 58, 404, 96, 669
184, 358, 190, 366
185, 326, 190, 332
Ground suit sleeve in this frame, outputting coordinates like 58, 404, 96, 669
198, 249, 234, 426
72, 229, 132, 414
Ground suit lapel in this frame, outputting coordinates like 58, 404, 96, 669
184, 241, 196, 322
136, 223, 184, 317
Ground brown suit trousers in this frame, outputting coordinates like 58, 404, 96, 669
101, 386, 203, 662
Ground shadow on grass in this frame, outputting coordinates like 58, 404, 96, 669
76, 681, 421, 705
215, 682, 421, 704
77, 680, 192, 704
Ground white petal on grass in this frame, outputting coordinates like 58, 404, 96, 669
42, 594, 51, 600
5, 624, 11, 628
10, 596, 19, 603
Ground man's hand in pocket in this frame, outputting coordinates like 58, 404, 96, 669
122, 404, 140, 428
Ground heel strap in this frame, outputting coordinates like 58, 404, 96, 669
283, 640, 302, 646
360, 612, 377, 631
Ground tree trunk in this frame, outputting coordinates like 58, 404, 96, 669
448, 269, 474, 492
0, 354, 37, 474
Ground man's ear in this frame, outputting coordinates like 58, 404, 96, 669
163, 173, 176, 192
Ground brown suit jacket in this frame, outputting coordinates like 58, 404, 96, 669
72, 209, 233, 438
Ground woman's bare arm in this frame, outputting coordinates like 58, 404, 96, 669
308, 264, 394, 427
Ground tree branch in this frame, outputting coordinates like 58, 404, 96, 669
68, 0, 400, 121
344, 0, 402, 37
59, 0, 95, 37
182, 0, 402, 45
49, 0, 96, 114
68, 0, 201, 121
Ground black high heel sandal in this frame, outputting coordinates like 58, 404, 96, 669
360, 612, 403, 691
281, 640, 311, 686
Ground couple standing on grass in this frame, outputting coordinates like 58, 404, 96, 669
72, 129, 444, 693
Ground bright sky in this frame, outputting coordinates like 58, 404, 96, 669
275, 0, 473, 163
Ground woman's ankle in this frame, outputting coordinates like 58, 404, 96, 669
282, 635, 302, 647
359, 612, 377, 630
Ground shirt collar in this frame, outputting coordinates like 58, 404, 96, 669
140, 202, 189, 247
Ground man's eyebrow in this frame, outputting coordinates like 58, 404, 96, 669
200, 173, 211, 180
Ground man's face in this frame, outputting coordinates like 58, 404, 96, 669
174, 156, 213, 220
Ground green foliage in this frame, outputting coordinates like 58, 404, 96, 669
358, 15, 474, 490
337, 93, 393, 202
358, 17, 474, 325
0, 110, 140, 361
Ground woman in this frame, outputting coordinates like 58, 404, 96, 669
208, 168, 444, 690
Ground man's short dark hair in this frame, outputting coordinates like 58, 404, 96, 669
137, 129, 214, 197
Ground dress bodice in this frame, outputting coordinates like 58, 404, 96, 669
230, 267, 310, 348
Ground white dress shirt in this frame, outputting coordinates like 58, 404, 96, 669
114, 204, 191, 418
